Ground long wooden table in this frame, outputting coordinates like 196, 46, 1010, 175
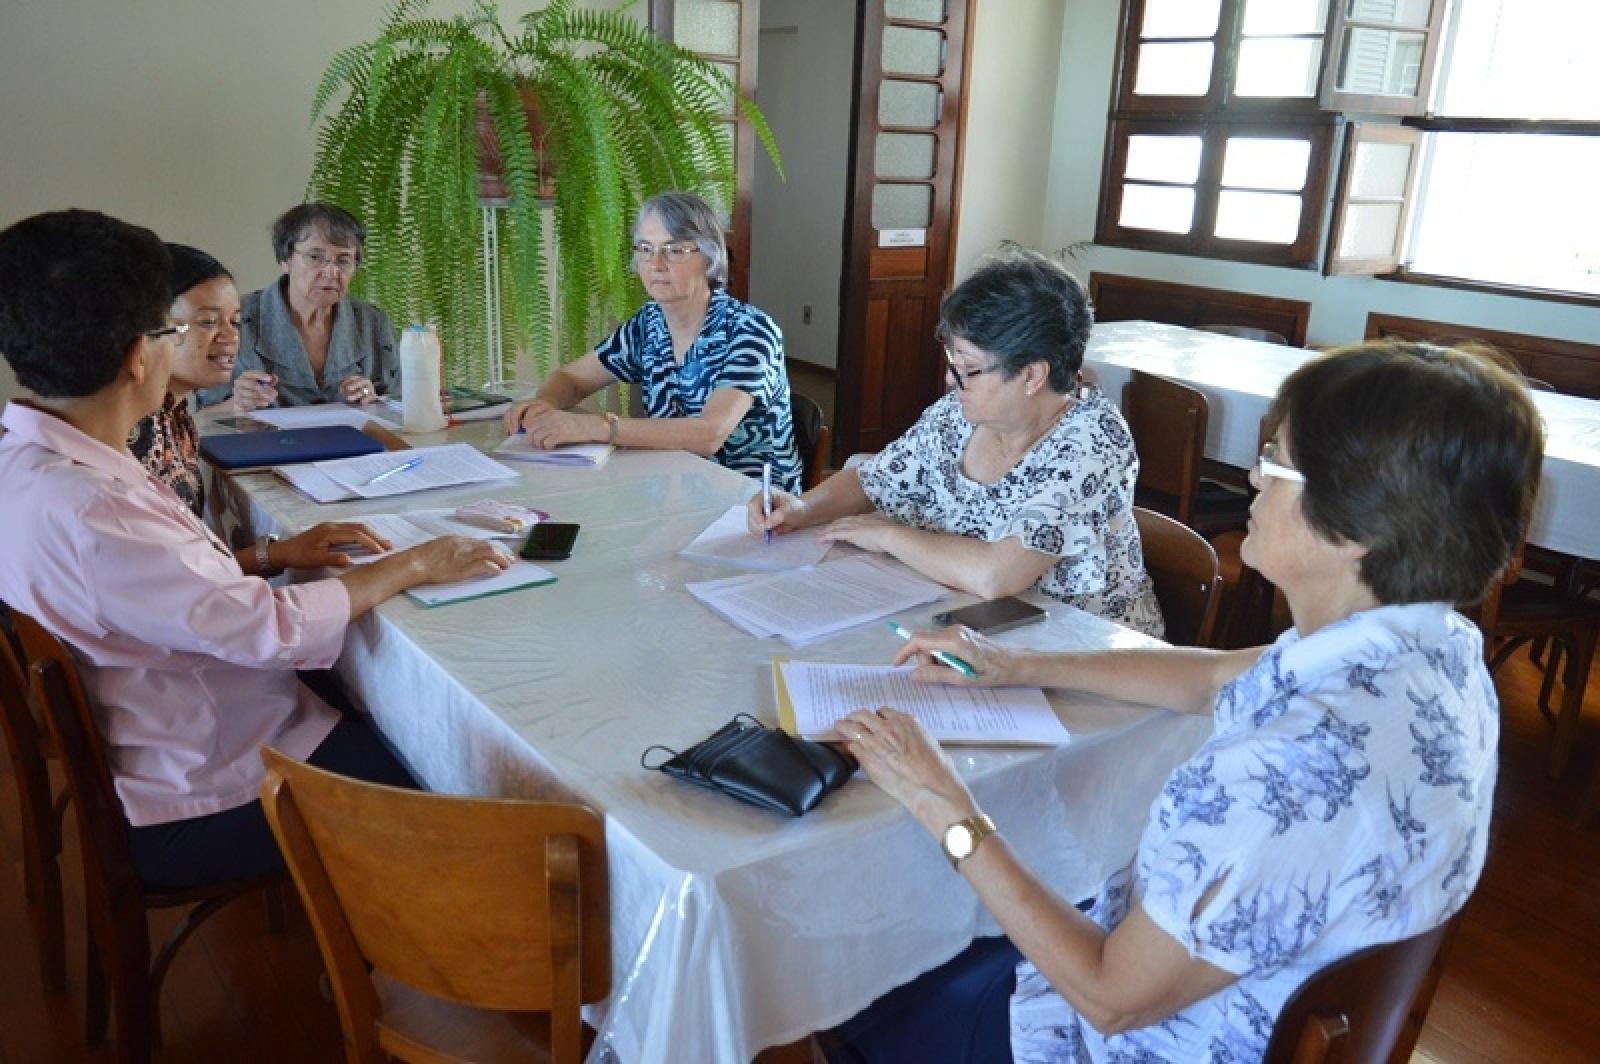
213, 420, 1210, 1063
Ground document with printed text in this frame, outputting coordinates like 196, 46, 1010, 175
679, 504, 831, 571
687, 555, 947, 643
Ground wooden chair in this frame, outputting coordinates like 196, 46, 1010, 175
14, 609, 285, 1063
1133, 507, 1223, 648
260, 747, 611, 1064
0, 602, 68, 993
1122, 370, 1250, 536
792, 391, 833, 490
1194, 323, 1289, 345
1263, 915, 1460, 1063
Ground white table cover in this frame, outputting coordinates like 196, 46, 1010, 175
1085, 320, 1600, 561
215, 420, 1210, 1063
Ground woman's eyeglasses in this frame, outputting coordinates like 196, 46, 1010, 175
1256, 440, 1305, 484
293, 248, 360, 274
632, 241, 700, 264
142, 323, 191, 343
942, 344, 996, 390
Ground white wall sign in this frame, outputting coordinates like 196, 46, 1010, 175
878, 228, 928, 248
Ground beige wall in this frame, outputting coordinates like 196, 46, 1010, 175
1041, 1, 1600, 347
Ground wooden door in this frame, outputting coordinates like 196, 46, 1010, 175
835, 0, 974, 458
650, 0, 760, 299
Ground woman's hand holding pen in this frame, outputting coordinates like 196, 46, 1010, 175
891, 625, 1021, 687
747, 489, 806, 538
230, 371, 277, 412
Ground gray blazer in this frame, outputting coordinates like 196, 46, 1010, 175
198, 277, 399, 407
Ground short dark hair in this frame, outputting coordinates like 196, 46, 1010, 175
270, 202, 366, 264
0, 210, 171, 398
937, 249, 1092, 393
165, 243, 231, 298
1271, 342, 1544, 606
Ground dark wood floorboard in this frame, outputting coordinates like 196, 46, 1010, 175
0, 638, 1596, 1061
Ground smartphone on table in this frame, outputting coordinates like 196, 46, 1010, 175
520, 522, 581, 561
932, 595, 1047, 634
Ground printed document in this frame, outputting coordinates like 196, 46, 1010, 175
338, 510, 521, 563
493, 434, 614, 468
251, 403, 393, 430
315, 443, 518, 499
687, 556, 947, 643
680, 504, 831, 571
774, 660, 1068, 745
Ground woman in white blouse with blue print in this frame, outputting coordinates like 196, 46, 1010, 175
825, 342, 1544, 1064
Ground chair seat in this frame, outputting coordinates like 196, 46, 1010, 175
376, 972, 559, 1064
1494, 580, 1600, 632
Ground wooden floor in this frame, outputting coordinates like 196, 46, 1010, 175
2, 641, 1597, 1061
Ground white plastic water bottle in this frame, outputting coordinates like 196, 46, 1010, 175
398, 324, 448, 433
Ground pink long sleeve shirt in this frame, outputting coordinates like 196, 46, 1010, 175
0, 401, 346, 826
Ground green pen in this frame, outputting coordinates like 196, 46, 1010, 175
887, 621, 979, 679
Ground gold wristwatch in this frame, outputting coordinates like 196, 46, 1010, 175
604, 411, 620, 445
941, 813, 998, 868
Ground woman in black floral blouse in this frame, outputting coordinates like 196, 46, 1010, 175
748, 249, 1162, 636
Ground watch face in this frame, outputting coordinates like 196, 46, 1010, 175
944, 823, 976, 860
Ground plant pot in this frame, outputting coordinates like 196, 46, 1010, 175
475, 86, 556, 203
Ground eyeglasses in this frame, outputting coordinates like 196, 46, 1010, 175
142, 323, 191, 342
293, 248, 360, 274
1256, 440, 1305, 484
942, 344, 997, 391
632, 241, 700, 264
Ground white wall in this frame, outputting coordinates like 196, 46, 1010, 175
0, 0, 554, 406
748, 0, 855, 369
949, 0, 1067, 284
1041, 1, 1600, 347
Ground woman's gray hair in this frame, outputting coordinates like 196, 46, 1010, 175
634, 191, 728, 288
270, 202, 366, 265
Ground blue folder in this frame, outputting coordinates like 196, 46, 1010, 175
199, 425, 385, 469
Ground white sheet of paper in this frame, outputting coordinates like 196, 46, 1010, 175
687, 556, 947, 643
251, 403, 379, 429
316, 443, 518, 499
273, 464, 353, 503
679, 504, 831, 571
777, 661, 1068, 744
338, 511, 509, 564
493, 434, 614, 467
404, 559, 556, 607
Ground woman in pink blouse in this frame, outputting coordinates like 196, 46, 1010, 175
0, 209, 511, 890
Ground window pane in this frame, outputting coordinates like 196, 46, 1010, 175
1214, 190, 1302, 243
1141, 0, 1221, 39
1347, 0, 1432, 24
675, 0, 741, 57
1242, 0, 1331, 35
1337, 203, 1403, 259
879, 80, 941, 128
1410, 133, 1600, 296
1125, 134, 1203, 184
1133, 42, 1215, 96
1336, 28, 1425, 95
873, 183, 933, 229
1119, 183, 1196, 233
883, 26, 944, 76
1235, 38, 1323, 97
886, 0, 946, 21
1349, 140, 1412, 198
711, 62, 738, 116
1221, 138, 1311, 191
876, 132, 937, 179
1438, 0, 1600, 120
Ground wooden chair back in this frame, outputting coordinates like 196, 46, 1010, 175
1264, 915, 1460, 1063
260, 748, 611, 1064
1123, 370, 1207, 525
0, 604, 67, 990
1133, 507, 1222, 648
1194, 323, 1289, 345
792, 391, 833, 490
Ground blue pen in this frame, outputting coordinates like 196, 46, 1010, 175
761, 461, 773, 544
887, 621, 979, 679
362, 455, 423, 487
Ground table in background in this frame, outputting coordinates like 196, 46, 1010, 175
214, 420, 1210, 1063
1084, 320, 1600, 562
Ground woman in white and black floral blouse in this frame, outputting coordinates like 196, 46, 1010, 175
749, 249, 1163, 637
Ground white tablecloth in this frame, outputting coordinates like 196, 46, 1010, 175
215, 420, 1210, 1063
1085, 320, 1600, 561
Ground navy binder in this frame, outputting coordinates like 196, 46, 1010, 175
199, 425, 385, 469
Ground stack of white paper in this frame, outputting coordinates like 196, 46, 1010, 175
494, 434, 614, 468
337, 509, 521, 564
687, 555, 947, 643
679, 504, 831, 571
252, 402, 396, 430
774, 661, 1068, 745
282, 443, 519, 501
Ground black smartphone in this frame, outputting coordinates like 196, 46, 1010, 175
520, 522, 580, 560
931, 596, 1047, 634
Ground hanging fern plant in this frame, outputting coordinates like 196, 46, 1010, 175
308, 0, 781, 385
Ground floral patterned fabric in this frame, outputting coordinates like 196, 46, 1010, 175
1010, 602, 1497, 1062
856, 387, 1163, 637
128, 392, 204, 518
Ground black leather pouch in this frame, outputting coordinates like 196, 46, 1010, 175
641, 713, 857, 817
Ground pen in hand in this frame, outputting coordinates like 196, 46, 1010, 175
761, 462, 773, 545
887, 621, 979, 679
361, 456, 423, 488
